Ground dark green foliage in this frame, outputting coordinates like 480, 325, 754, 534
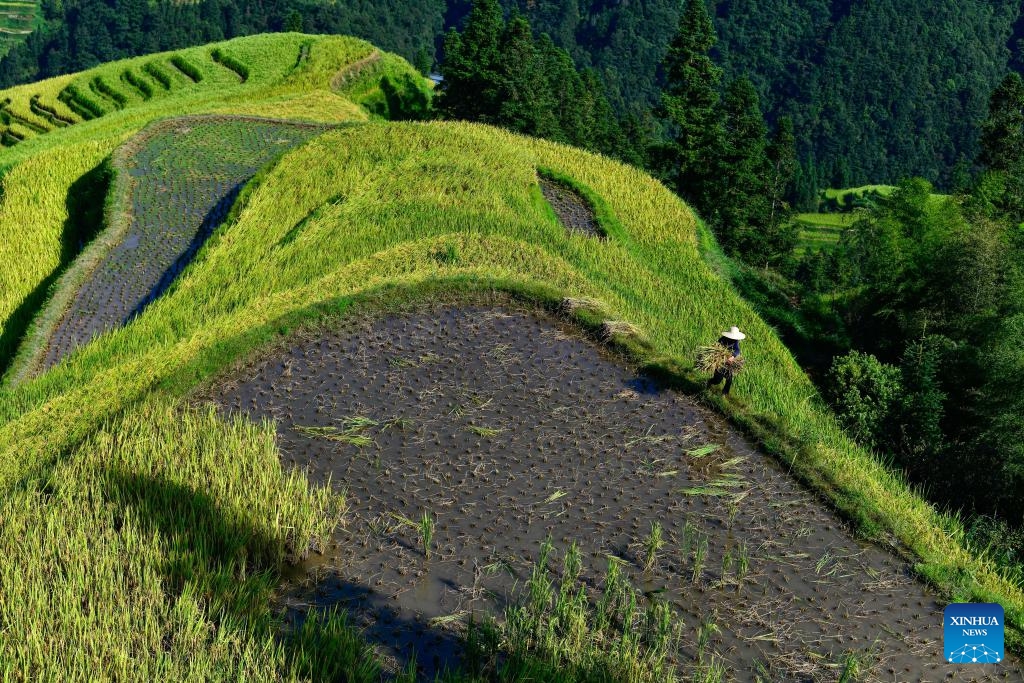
824, 351, 901, 451
659, 15, 795, 266
143, 61, 173, 90
169, 55, 202, 83
211, 48, 250, 82
284, 10, 304, 34
122, 69, 154, 100
92, 76, 127, 108
379, 73, 432, 120
658, 0, 721, 207
979, 73, 1024, 174
974, 73, 1024, 222
2, 0, 1024, 191
438, 0, 503, 122
438, 2, 633, 161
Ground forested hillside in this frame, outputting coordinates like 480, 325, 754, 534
2, 0, 1021, 191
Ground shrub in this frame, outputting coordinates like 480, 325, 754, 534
824, 350, 902, 449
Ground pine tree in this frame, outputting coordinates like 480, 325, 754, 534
496, 16, 558, 139
766, 116, 797, 226
978, 72, 1024, 173
438, 0, 504, 122
713, 77, 786, 263
659, 0, 722, 207
975, 73, 1024, 221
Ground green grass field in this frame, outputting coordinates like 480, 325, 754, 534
793, 212, 859, 255
0, 33, 1022, 679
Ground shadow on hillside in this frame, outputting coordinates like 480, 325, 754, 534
125, 181, 244, 325
104, 468, 464, 680
0, 160, 110, 375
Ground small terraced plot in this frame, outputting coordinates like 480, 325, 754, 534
43, 117, 325, 369
539, 175, 604, 238
202, 304, 1022, 682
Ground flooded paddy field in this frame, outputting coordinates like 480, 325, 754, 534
201, 303, 1022, 682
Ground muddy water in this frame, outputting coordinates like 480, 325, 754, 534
202, 305, 1023, 682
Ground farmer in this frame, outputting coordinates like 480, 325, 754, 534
706, 326, 745, 395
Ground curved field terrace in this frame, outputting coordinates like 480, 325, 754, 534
201, 303, 1022, 682
42, 117, 325, 369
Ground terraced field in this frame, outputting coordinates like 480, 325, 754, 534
37, 117, 326, 371
793, 213, 857, 255
0, 37, 1023, 681
206, 302, 1022, 681
0, 32, 428, 381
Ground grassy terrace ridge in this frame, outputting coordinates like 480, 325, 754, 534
0, 39, 1022, 678
0, 31, 428, 377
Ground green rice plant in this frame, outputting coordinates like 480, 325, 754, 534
685, 444, 719, 458
736, 541, 750, 585
695, 615, 720, 664
838, 650, 862, 683
720, 548, 733, 583
692, 656, 726, 683
643, 520, 665, 572
92, 76, 128, 108
680, 517, 695, 560
169, 54, 203, 82
121, 69, 154, 100
492, 540, 679, 682
467, 424, 503, 437
211, 47, 251, 82
143, 60, 173, 89
816, 549, 839, 576
691, 533, 708, 584
419, 510, 435, 559
680, 485, 730, 497
543, 489, 568, 504
695, 343, 745, 376
293, 425, 374, 448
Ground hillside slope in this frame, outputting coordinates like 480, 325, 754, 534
0, 35, 1022, 679
0, 31, 426, 375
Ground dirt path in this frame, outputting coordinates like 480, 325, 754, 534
202, 304, 1023, 682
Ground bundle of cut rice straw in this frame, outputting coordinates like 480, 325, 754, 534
695, 344, 746, 377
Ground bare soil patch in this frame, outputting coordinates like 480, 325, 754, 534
202, 304, 1021, 681
539, 176, 604, 239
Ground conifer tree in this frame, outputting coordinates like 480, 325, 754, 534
438, 0, 504, 122
979, 72, 1024, 174
975, 72, 1024, 221
659, 0, 722, 208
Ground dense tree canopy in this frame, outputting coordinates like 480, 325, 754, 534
3, 0, 1024, 191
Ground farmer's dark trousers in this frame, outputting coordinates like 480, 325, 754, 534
707, 370, 732, 394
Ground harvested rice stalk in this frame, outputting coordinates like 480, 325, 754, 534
558, 296, 610, 317
696, 344, 746, 377
599, 320, 643, 343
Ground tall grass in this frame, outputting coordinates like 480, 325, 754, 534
466, 539, 680, 682
0, 398, 345, 679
